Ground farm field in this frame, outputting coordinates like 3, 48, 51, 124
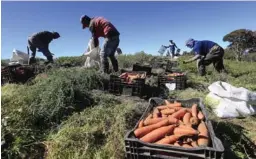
1, 53, 256, 159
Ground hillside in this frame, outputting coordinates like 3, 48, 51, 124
1, 53, 256, 159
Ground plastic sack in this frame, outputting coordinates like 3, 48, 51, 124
83, 39, 101, 68
208, 81, 256, 104
165, 83, 176, 91
10, 49, 29, 64
205, 81, 256, 118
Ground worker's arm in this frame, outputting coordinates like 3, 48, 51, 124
183, 54, 201, 64
90, 26, 99, 47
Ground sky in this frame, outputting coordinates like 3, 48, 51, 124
1, 1, 256, 59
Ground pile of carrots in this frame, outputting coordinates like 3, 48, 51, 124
134, 100, 210, 148
119, 72, 146, 84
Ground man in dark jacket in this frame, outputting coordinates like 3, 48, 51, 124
80, 15, 120, 73
28, 31, 60, 64
183, 38, 227, 76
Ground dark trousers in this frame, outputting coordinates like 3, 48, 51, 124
28, 38, 53, 61
100, 36, 120, 73
197, 45, 226, 76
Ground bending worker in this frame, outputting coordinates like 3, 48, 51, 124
28, 31, 60, 64
183, 38, 227, 76
80, 15, 120, 73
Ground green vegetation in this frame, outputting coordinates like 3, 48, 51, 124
2, 51, 256, 159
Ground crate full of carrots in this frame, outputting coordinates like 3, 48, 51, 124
124, 97, 224, 159
158, 72, 187, 90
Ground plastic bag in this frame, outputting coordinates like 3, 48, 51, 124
10, 49, 29, 64
205, 81, 256, 118
83, 39, 101, 68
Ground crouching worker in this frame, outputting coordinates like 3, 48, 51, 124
80, 15, 120, 73
183, 38, 227, 76
28, 31, 60, 65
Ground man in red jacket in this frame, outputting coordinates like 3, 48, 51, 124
80, 15, 120, 73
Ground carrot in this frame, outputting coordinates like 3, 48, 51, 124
153, 108, 160, 118
197, 111, 205, 120
156, 105, 168, 110
191, 141, 199, 147
138, 120, 144, 128
144, 113, 153, 125
144, 118, 164, 126
162, 114, 168, 118
168, 117, 179, 124
197, 136, 209, 146
170, 108, 187, 120
140, 125, 176, 143
155, 135, 181, 145
182, 144, 193, 148
161, 109, 175, 115
173, 127, 199, 136
191, 104, 198, 117
183, 112, 192, 125
198, 121, 209, 138
186, 108, 192, 113
166, 103, 182, 108
190, 117, 199, 126
134, 118, 169, 138
178, 124, 192, 129
173, 142, 181, 147
172, 107, 183, 111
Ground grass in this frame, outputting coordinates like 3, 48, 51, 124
1, 53, 256, 159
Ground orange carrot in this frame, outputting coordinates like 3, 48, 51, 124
173, 142, 181, 147
138, 120, 144, 128
191, 104, 198, 117
190, 117, 199, 126
166, 103, 182, 108
173, 127, 199, 136
168, 117, 179, 124
161, 109, 176, 115
156, 105, 168, 110
182, 144, 193, 148
172, 107, 183, 111
140, 125, 176, 143
178, 124, 192, 129
197, 136, 209, 146
170, 108, 187, 120
134, 118, 169, 138
197, 111, 205, 120
191, 141, 198, 147
183, 112, 192, 125
186, 108, 192, 113
155, 135, 181, 144
144, 113, 153, 125
162, 114, 168, 118
198, 121, 209, 138
144, 118, 164, 126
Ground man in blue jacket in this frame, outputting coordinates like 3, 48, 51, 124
183, 38, 227, 76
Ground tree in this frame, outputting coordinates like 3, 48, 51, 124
223, 29, 256, 61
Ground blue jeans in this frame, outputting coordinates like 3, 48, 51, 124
100, 36, 120, 73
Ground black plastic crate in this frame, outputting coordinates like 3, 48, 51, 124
158, 72, 187, 90
166, 60, 179, 72
108, 72, 146, 97
124, 97, 225, 159
132, 64, 152, 75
